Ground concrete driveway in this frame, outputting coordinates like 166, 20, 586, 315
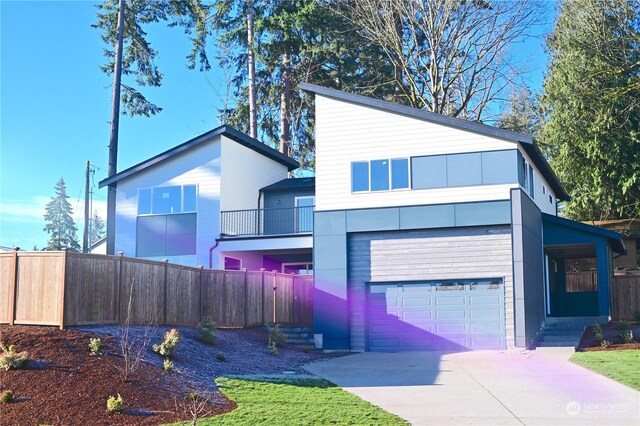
305, 348, 640, 425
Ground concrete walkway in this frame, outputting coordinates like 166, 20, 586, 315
305, 348, 640, 425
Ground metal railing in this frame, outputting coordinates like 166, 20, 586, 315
221, 206, 314, 237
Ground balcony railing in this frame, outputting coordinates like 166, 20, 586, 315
221, 206, 314, 237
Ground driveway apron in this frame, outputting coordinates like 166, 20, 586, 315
304, 349, 640, 425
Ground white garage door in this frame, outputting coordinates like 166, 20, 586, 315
368, 279, 505, 351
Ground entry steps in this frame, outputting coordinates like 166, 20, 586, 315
265, 325, 316, 350
536, 316, 607, 348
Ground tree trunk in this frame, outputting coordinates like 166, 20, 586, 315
247, 0, 258, 139
279, 51, 291, 157
106, 0, 125, 255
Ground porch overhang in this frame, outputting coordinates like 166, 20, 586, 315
542, 213, 625, 255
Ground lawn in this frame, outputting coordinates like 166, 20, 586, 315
169, 376, 407, 425
571, 350, 640, 391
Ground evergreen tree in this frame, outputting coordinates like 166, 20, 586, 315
541, 0, 640, 221
90, 210, 106, 245
43, 178, 81, 251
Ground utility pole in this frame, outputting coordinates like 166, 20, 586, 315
83, 161, 91, 253
106, 0, 126, 255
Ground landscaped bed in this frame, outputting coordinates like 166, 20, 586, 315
576, 321, 640, 351
0, 325, 328, 425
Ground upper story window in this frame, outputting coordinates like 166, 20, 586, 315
518, 153, 535, 199
352, 159, 409, 192
138, 184, 197, 215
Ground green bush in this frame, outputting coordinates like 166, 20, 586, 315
266, 324, 287, 347
106, 394, 123, 413
616, 321, 630, 332
0, 343, 28, 371
163, 358, 174, 373
592, 324, 603, 334
216, 353, 226, 362
152, 329, 180, 358
197, 319, 217, 345
1, 390, 14, 404
89, 338, 101, 356
268, 339, 278, 356
620, 330, 634, 344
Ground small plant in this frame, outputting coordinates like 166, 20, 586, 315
591, 324, 603, 334
197, 319, 217, 345
163, 358, 174, 373
601, 339, 611, 348
268, 339, 278, 356
153, 329, 180, 358
616, 321, 630, 332
1, 390, 14, 404
594, 331, 604, 342
175, 388, 215, 426
265, 323, 287, 347
0, 342, 28, 371
89, 338, 102, 356
215, 353, 226, 362
620, 330, 634, 344
106, 394, 123, 413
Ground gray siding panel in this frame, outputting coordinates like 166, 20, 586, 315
348, 227, 514, 351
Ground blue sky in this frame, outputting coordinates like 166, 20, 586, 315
0, 0, 555, 250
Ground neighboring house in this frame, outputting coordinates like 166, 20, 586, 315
89, 237, 107, 255
98, 125, 311, 270
300, 83, 624, 352
590, 219, 640, 272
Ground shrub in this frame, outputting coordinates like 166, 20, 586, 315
163, 358, 174, 373
620, 330, 634, 344
591, 324, 603, 335
616, 321, 630, 332
107, 394, 123, 413
265, 324, 287, 348
1, 390, 14, 404
601, 340, 611, 348
197, 319, 217, 345
594, 331, 604, 342
215, 353, 226, 362
0, 343, 28, 371
89, 338, 102, 356
152, 329, 180, 358
268, 339, 278, 356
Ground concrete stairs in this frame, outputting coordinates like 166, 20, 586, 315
537, 317, 606, 349
267, 325, 316, 350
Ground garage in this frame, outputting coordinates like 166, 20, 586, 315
348, 227, 512, 351
367, 280, 505, 351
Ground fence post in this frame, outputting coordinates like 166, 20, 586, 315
59, 249, 67, 330
163, 259, 169, 326
116, 252, 124, 323
243, 268, 248, 327
8, 249, 18, 325
272, 270, 278, 324
198, 265, 204, 323
260, 268, 266, 324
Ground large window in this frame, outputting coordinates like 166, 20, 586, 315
518, 152, 535, 198
351, 158, 409, 192
137, 213, 197, 257
138, 185, 197, 215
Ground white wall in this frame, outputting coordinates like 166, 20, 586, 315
518, 148, 557, 215
314, 95, 521, 211
114, 137, 221, 267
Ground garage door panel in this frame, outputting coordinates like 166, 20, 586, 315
470, 309, 501, 319
470, 295, 502, 305
435, 322, 466, 333
435, 296, 466, 306
470, 322, 502, 333
402, 311, 432, 320
435, 310, 466, 319
402, 297, 432, 307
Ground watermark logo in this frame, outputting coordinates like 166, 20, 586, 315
566, 401, 581, 416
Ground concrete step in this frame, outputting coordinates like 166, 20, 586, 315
545, 316, 607, 328
541, 335, 582, 343
543, 328, 585, 336
537, 341, 579, 347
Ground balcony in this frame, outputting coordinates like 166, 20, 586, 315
221, 206, 314, 238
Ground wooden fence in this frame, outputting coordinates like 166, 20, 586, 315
611, 275, 640, 320
0, 251, 313, 329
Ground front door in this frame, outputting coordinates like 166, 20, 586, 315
549, 256, 599, 317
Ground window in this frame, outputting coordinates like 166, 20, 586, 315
412, 155, 447, 189
224, 257, 242, 271
446, 153, 482, 187
295, 196, 314, 232
137, 213, 196, 257
138, 185, 197, 215
282, 263, 313, 275
351, 159, 409, 192
481, 150, 518, 184
528, 164, 535, 198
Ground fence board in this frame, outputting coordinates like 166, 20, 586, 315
165, 264, 200, 326
119, 258, 165, 324
611, 275, 640, 320
14, 252, 64, 326
0, 253, 15, 323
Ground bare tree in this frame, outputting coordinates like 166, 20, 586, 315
174, 389, 217, 426
335, 0, 545, 121
116, 284, 153, 382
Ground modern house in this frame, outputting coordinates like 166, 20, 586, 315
100, 83, 625, 353
300, 83, 624, 352
98, 125, 312, 271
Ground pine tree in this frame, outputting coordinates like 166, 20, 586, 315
43, 178, 81, 251
90, 210, 106, 245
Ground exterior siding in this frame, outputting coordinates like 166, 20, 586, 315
315, 95, 521, 212
220, 135, 289, 212
114, 138, 221, 267
519, 148, 557, 215
348, 227, 514, 351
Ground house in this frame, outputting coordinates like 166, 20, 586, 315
98, 125, 312, 271
300, 83, 625, 351
589, 219, 640, 272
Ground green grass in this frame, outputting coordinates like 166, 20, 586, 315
168, 376, 407, 425
571, 350, 640, 391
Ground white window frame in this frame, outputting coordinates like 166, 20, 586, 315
282, 262, 313, 275
351, 158, 410, 193
137, 184, 198, 216
223, 256, 242, 271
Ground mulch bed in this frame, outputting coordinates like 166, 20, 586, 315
0, 326, 235, 425
577, 321, 640, 352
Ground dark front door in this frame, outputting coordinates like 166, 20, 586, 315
550, 257, 599, 317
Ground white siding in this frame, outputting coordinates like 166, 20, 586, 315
114, 137, 221, 267
315, 95, 521, 211
220, 135, 289, 212
519, 148, 557, 215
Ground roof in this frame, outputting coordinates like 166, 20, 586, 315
99, 125, 299, 188
542, 213, 626, 254
261, 177, 315, 192
300, 82, 569, 201
587, 219, 640, 238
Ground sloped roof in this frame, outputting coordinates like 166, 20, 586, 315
300, 83, 569, 201
543, 213, 626, 254
261, 177, 315, 192
99, 125, 299, 188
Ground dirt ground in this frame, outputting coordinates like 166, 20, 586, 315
0, 324, 325, 425
577, 320, 640, 351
